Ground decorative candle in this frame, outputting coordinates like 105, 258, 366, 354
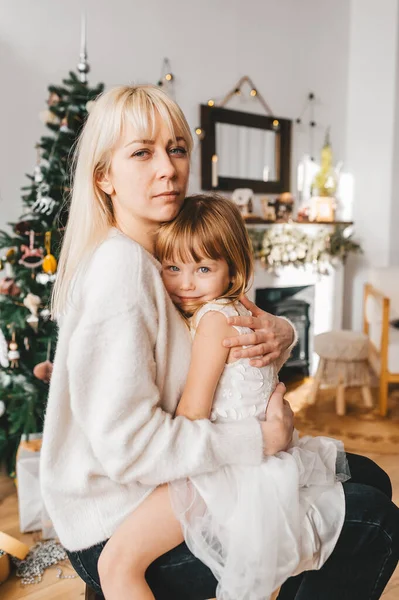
212, 154, 218, 188
297, 161, 304, 194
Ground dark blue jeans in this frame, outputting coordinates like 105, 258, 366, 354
66, 453, 399, 599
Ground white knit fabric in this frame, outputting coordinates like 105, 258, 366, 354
40, 229, 265, 551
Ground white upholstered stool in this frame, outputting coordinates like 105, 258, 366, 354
310, 330, 373, 416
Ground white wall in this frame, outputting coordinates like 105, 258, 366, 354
343, 0, 399, 329
10, 0, 399, 331
390, 9, 399, 267
1, 0, 350, 230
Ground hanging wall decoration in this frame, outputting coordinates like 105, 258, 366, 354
295, 92, 317, 161
157, 58, 175, 98
195, 75, 274, 140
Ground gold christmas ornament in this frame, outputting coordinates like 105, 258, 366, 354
5, 248, 16, 263
42, 254, 57, 274
42, 232, 57, 275
33, 360, 53, 383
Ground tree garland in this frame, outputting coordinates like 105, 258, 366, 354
247, 225, 362, 274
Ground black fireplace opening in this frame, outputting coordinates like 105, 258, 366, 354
255, 285, 312, 382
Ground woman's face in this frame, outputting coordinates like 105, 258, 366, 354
98, 114, 190, 231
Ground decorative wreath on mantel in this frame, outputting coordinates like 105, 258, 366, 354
247, 224, 362, 274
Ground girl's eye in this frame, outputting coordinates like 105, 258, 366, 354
168, 265, 180, 272
169, 146, 188, 156
198, 266, 210, 274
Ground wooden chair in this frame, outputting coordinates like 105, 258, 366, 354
364, 282, 399, 416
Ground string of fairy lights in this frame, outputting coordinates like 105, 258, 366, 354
156, 63, 317, 156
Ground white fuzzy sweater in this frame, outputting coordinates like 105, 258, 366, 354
40, 229, 265, 551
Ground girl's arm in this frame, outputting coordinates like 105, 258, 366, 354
175, 311, 235, 420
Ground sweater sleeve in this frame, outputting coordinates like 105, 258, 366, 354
67, 241, 264, 487
274, 316, 298, 373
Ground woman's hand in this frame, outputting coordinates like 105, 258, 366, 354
222, 296, 295, 367
260, 383, 294, 455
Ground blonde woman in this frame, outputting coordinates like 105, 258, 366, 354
40, 85, 398, 600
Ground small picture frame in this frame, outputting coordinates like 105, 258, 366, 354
231, 188, 254, 218
310, 196, 335, 222
261, 197, 276, 222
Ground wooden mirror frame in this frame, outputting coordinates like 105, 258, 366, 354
200, 104, 292, 193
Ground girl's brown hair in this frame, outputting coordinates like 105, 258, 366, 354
155, 194, 253, 314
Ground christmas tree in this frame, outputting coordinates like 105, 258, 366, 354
0, 48, 104, 474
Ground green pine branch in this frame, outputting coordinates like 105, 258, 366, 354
0, 69, 104, 474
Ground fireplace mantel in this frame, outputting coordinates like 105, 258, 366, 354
248, 261, 344, 375
245, 219, 354, 228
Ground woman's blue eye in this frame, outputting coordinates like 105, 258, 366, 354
169, 146, 187, 156
199, 266, 210, 273
132, 149, 150, 158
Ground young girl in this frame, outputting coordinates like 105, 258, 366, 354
98, 194, 350, 600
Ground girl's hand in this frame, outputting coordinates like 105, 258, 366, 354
222, 296, 295, 368
260, 383, 294, 455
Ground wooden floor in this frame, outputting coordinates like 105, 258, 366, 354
0, 446, 398, 598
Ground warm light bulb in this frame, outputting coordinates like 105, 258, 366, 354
208, 99, 215, 107
212, 154, 218, 163
195, 127, 202, 136
273, 119, 280, 127
165, 73, 173, 81
250, 89, 257, 97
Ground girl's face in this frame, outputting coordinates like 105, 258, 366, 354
161, 256, 232, 310
98, 115, 190, 232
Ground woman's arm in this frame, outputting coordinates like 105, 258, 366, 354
174, 310, 295, 455
223, 296, 298, 369
66, 242, 264, 488
175, 311, 234, 420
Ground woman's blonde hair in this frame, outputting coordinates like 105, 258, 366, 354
51, 84, 193, 318
155, 194, 253, 316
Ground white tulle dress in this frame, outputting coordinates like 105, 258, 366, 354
169, 300, 350, 600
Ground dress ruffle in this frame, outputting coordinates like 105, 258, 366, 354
169, 433, 349, 600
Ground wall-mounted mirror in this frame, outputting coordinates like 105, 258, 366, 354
200, 105, 292, 193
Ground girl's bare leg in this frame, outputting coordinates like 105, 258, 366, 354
98, 484, 184, 600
